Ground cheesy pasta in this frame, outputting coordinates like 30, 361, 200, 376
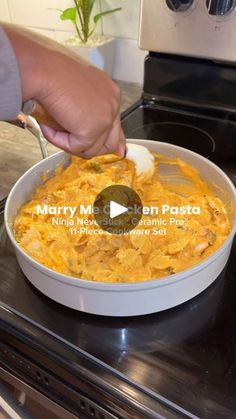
14, 153, 231, 283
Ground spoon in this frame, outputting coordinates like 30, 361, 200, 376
22, 101, 188, 184
125, 143, 155, 177
23, 100, 156, 176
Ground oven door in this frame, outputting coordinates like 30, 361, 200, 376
1, 367, 78, 419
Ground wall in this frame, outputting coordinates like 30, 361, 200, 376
0, 0, 147, 83
99, 0, 146, 83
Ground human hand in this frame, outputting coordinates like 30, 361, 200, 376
38, 63, 126, 158
3, 23, 126, 158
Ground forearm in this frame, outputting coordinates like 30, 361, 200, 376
1, 23, 89, 104
2, 22, 58, 103
0, 23, 125, 157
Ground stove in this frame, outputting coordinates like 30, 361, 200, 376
1, 64, 236, 417
1, 1, 236, 418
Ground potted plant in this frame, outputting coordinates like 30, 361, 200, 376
56, 0, 122, 75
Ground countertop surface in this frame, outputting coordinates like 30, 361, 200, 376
0, 81, 142, 200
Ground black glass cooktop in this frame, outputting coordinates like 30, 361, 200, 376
1, 101, 236, 418
122, 102, 236, 184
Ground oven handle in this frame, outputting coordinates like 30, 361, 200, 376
0, 381, 33, 419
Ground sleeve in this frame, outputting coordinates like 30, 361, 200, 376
0, 26, 22, 120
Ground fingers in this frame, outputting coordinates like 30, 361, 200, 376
116, 127, 126, 157
79, 132, 110, 159
40, 118, 126, 159
40, 125, 87, 155
81, 117, 126, 159
40, 125, 71, 152
102, 116, 125, 155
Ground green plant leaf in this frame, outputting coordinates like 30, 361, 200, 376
60, 7, 77, 24
87, 0, 96, 15
93, 8, 122, 24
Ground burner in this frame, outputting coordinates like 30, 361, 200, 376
131, 122, 216, 158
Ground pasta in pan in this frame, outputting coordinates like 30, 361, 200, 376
14, 153, 231, 282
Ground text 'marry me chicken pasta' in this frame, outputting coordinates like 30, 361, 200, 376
13, 152, 231, 283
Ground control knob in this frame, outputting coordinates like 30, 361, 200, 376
166, 0, 194, 12
206, 0, 236, 15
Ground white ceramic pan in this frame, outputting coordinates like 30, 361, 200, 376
4, 140, 236, 316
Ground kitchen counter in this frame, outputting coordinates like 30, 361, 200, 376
0, 81, 142, 200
